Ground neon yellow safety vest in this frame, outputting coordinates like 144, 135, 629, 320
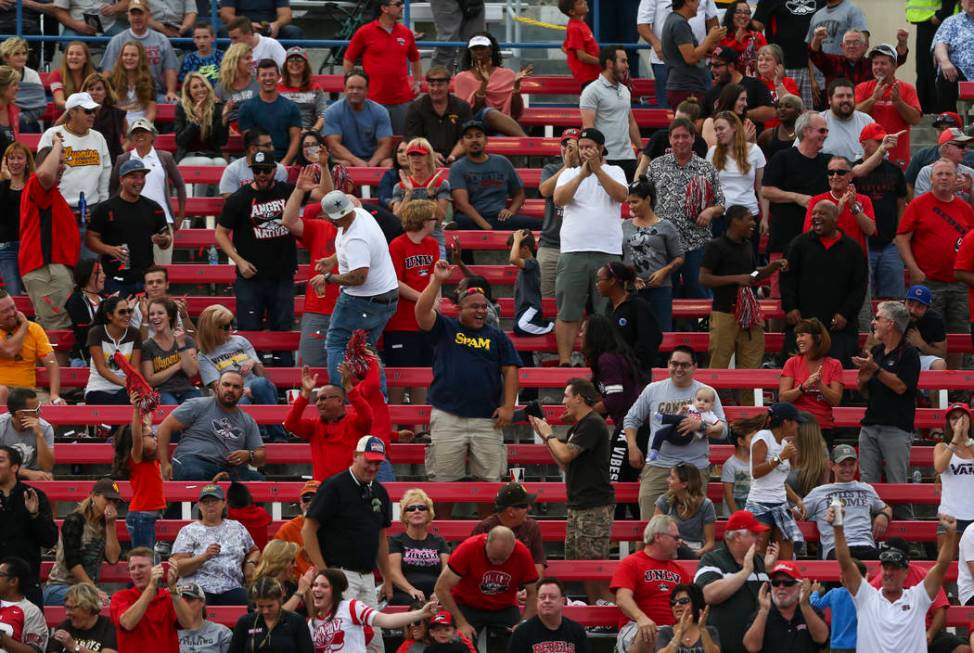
905, 0, 951, 23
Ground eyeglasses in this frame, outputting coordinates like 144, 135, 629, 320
252, 167, 275, 175
15, 407, 40, 416
404, 504, 429, 513
300, 494, 315, 503
427, 78, 450, 85
116, 308, 134, 315
659, 533, 683, 542
668, 361, 693, 369
770, 579, 799, 588
816, 128, 829, 134
827, 169, 851, 176
669, 597, 692, 606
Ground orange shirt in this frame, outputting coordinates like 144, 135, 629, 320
0, 322, 52, 388
274, 515, 313, 575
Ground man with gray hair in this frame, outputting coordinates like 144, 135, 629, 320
610, 515, 689, 653
695, 510, 777, 653
852, 300, 920, 521
913, 128, 974, 204
762, 111, 832, 265
896, 158, 974, 369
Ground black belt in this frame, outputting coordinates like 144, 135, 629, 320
365, 290, 399, 305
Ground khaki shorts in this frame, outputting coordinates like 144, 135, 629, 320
555, 251, 619, 322
22, 264, 73, 330
639, 464, 709, 520
426, 407, 506, 481
537, 246, 560, 299
565, 503, 614, 560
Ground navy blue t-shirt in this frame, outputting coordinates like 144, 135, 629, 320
428, 313, 521, 418
237, 94, 303, 160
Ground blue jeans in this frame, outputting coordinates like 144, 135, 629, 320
0, 241, 21, 296
172, 455, 265, 481
234, 277, 295, 367
376, 458, 395, 482
126, 510, 160, 550
652, 63, 669, 108
159, 388, 202, 405
325, 291, 398, 387
638, 285, 674, 332
454, 212, 539, 231
241, 376, 287, 441
674, 246, 712, 299
42, 583, 69, 606
869, 242, 905, 299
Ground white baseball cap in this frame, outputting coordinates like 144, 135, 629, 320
467, 35, 492, 48
320, 190, 355, 221
64, 92, 99, 112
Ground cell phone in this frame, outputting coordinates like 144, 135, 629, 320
160, 561, 171, 581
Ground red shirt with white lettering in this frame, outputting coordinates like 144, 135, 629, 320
448, 533, 539, 611
898, 192, 974, 282
344, 20, 420, 105
386, 233, 439, 331
300, 204, 339, 316
609, 550, 689, 627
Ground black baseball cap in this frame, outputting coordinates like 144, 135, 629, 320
461, 119, 487, 135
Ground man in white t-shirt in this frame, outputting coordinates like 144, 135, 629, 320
37, 92, 112, 215
833, 509, 957, 653
318, 190, 399, 386
227, 15, 286, 72
552, 127, 628, 366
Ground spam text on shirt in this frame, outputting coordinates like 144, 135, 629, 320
455, 333, 492, 350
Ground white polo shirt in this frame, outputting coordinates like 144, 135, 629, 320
555, 164, 626, 255
852, 578, 933, 653
335, 208, 398, 297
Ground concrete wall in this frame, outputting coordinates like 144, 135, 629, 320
859, 0, 916, 81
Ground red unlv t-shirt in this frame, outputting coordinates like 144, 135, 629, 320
610, 550, 689, 627
898, 192, 974, 283
448, 534, 539, 611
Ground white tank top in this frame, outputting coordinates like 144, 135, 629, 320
939, 451, 974, 520
747, 429, 790, 505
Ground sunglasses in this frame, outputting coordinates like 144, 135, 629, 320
770, 579, 799, 588
81, 108, 96, 115
220, 323, 235, 331
300, 494, 315, 502
669, 597, 691, 606
404, 504, 429, 513
116, 308, 134, 315
252, 167, 275, 175
827, 169, 851, 176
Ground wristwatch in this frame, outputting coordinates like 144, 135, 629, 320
771, 455, 782, 466
324, 272, 333, 284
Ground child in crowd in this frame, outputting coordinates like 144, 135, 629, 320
111, 397, 165, 550
559, 0, 601, 87
649, 387, 725, 461
809, 558, 866, 653
508, 229, 553, 336
423, 611, 475, 653
721, 422, 753, 516
179, 22, 223, 84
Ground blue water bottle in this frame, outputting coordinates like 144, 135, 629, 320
77, 191, 87, 224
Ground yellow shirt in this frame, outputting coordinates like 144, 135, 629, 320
0, 322, 53, 388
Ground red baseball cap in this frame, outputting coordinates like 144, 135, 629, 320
770, 560, 803, 581
560, 128, 580, 143
933, 112, 963, 128
726, 510, 770, 533
858, 122, 887, 143
947, 402, 972, 418
429, 611, 455, 628
938, 127, 974, 146
406, 143, 430, 156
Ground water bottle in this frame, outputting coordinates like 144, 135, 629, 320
78, 191, 87, 225
117, 244, 129, 271
830, 496, 843, 527
208, 246, 219, 266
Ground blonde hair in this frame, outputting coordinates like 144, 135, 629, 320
400, 200, 437, 233
65, 583, 103, 615
181, 72, 217, 141
220, 43, 253, 92
81, 72, 118, 107
399, 488, 435, 522
405, 137, 437, 177
0, 38, 27, 66
59, 42, 96, 99
793, 417, 829, 497
711, 111, 752, 176
253, 540, 297, 582
0, 66, 18, 97
110, 41, 154, 106
196, 304, 235, 354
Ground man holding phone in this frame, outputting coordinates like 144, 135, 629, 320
0, 445, 57, 609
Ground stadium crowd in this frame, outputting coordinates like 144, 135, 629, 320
3, 0, 974, 650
